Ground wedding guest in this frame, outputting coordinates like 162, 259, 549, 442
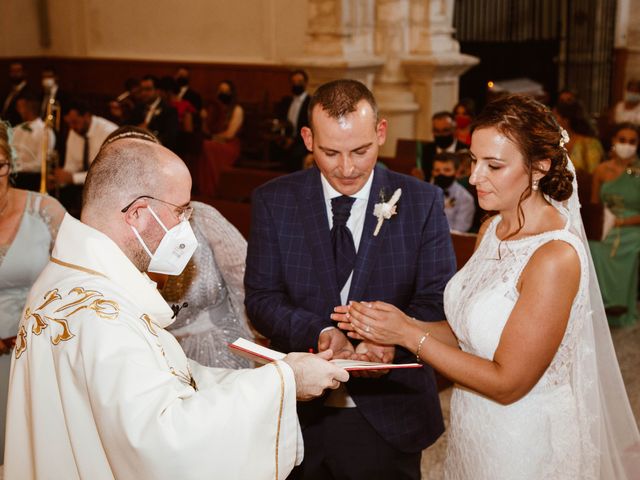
453, 98, 475, 146
245, 79, 456, 479
589, 122, 640, 327
273, 69, 311, 172
130, 74, 179, 151
51, 99, 117, 215
1, 62, 32, 126
158, 76, 195, 133
431, 152, 475, 232
613, 79, 640, 125
4, 129, 348, 480
413, 111, 469, 182
108, 77, 141, 125
335, 94, 639, 479
12, 94, 56, 191
554, 99, 604, 173
197, 80, 243, 197
174, 66, 202, 111
0, 121, 65, 463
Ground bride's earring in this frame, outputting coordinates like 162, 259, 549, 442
532, 179, 539, 191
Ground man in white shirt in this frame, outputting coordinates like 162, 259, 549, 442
51, 99, 117, 214
12, 95, 56, 191
613, 79, 640, 125
5, 136, 348, 480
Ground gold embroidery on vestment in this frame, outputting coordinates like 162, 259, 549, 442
14, 326, 27, 359
272, 362, 285, 480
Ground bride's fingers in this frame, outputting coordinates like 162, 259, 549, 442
335, 321, 355, 332
330, 312, 349, 323
333, 305, 349, 314
350, 302, 388, 322
347, 331, 365, 340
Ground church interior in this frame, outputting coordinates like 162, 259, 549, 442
1, 0, 639, 477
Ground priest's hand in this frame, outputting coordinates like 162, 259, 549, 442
284, 350, 349, 401
318, 327, 354, 359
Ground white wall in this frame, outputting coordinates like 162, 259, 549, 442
0, 0, 43, 57
0, 0, 308, 63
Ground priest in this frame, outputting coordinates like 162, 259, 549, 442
4, 137, 348, 480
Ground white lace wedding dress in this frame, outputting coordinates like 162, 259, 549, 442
443, 213, 594, 479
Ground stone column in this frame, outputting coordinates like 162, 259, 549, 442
402, 0, 478, 142
285, 0, 384, 91
373, 0, 420, 156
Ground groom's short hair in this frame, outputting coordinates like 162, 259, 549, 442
307, 79, 378, 129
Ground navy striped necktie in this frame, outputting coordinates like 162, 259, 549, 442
331, 195, 357, 290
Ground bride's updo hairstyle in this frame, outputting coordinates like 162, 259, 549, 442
470, 94, 574, 203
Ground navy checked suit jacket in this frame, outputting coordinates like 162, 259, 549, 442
244, 165, 457, 452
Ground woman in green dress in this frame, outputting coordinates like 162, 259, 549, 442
589, 123, 640, 326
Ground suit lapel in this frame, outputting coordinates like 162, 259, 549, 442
299, 168, 341, 305
348, 167, 394, 301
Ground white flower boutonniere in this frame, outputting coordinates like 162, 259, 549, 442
373, 188, 401, 236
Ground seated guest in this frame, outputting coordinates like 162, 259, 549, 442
102, 126, 256, 368
158, 76, 195, 133
431, 152, 475, 232
1, 62, 32, 126
554, 99, 604, 173
613, 79, 640, 125
50, 99, 117, 216
12, 94, 56, 191
174, 66, 202, 111
272, 69, 311, 172
197, 80, 243, 197
452, 98, 475, 146
414, 110, 470, 181
0, 121, 66, 463
108, 77, 141, 125
39, 65, 68, 121
589, 122, 640, 327
131, 74, 179, 151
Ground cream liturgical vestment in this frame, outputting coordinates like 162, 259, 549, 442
4, 214, 303, 480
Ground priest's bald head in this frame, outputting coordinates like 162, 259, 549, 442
81, 138, 192, 272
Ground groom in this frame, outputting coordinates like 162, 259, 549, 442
245, 79, 456, 479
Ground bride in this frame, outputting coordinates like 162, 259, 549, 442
333, 95, 640, 479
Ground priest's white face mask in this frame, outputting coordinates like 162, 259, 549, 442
131, 205, 198, 275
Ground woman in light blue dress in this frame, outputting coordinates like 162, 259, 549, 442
0, 122, 65, 462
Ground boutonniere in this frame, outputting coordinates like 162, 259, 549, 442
373, 188, 401, 236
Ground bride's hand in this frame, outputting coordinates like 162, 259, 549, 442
332, 301, 411, 347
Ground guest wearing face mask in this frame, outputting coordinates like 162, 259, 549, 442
431, 152, 475, 232
453, 98, 475, 146
589, 123, 640, 327
613, 79, 640, 126
174, 66, 202, 112
416, 111, 470, 182
272, 70, 312, 172
196, 80, 244, 197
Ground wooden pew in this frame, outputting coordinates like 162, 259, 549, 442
451, 231, 477, 270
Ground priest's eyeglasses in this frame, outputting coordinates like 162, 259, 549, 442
121, 195, 193, 222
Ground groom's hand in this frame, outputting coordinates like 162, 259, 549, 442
318, 328, 355, 359
350, 341, 395, 378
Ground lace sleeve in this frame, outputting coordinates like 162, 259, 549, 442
37, 194, 67, 252
191, 201, 256, 339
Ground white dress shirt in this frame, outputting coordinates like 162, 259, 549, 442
320, 170, 374, 408
13, 118, 56, 172
64, 115, 118, 185
287, 92, 308, 134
